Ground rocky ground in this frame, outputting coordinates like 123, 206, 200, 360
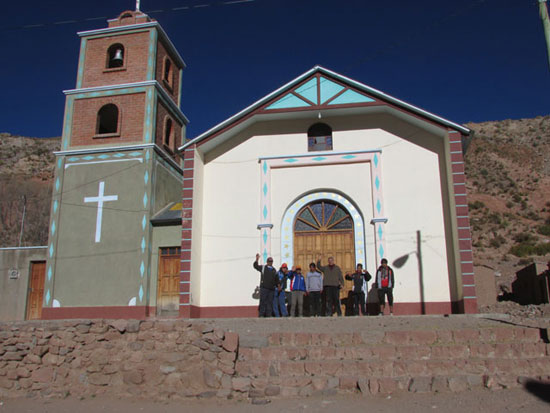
1, 386, 549, 413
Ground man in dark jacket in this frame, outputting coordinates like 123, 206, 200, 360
317, 256, 344, 317
375, 258, 395, 315
345, 263, 371, 316
253, 254, 280, 317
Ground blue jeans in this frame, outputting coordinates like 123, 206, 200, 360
273, 290, 288, 317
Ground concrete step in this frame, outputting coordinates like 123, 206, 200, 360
263, 327, 543, 347
238, 373, 544, 398
235, 356, 550, 378
238, 342, 550, 362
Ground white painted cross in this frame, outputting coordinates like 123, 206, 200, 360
84, 181, 118, 243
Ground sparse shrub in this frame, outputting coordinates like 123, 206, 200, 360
513, 233, 537, 244
489, 235, 505, 248
537, 224, 550, 236
488, 213, 502, 225
469, 200, 485, 210
506, 201, 514, 209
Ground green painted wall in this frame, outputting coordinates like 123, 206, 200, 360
48, 149, 152, 308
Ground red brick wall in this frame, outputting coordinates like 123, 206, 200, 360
155, 40, 181, 104
155, 101, 182, 158
108, 11, 152, 28
70, 93, 146, 147
81, 32, 150, 88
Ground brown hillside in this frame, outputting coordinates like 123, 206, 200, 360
464, 116, 550, 291
0, 133, 60, 247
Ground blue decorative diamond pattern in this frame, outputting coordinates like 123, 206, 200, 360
129, 151, 142, 157
98, 154, 110, 160
263, 249, 268, 262
263, 162, 268, 175
374, 154, 379, 167
263, 230, 268, 244
141, 237, 146, 253
312, 157, 326, 162
146, 150, 150, 161
379, 245, 384, 258
55, 178, 60, 192
68, 157, 80, 162
140, 261, 145, 277
53, 200, 58, 213
45, 290, 51, 306
375, 176, 380, 190
144, 171, 149, 184
57, 158, 62, 168
47, 266, 52, 281
142, 215, 147, 230
342, 155, 356, 160
139, 285, 144, 302
49, 244, 54, 257
376, 199, 382, 214
263, 183, 268, 196
378, 225, 383, 240
51, 221, 56, 235
263, 205, 268, 219
83, 155, 94, 161
143, 193, 148, 208
284, 158, 298, 163
113, 153, 125, 158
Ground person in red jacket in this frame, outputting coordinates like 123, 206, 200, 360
375, 258, 395, 316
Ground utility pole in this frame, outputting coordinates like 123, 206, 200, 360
539, 0, 550, 70
18, 195, 27, 247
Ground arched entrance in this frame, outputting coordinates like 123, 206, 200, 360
292, 199, 356, 314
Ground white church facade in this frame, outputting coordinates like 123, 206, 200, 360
180, 66, 476, 318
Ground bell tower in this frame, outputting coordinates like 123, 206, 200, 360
42, 10, 188, 319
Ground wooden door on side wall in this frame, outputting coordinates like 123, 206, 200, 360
157, 247, 181, 315
26, 261, 46, 320
293, 201, 355, 312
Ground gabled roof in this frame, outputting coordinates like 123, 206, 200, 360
179, 66, 470, 151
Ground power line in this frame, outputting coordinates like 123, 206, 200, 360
0, 0, 259, 32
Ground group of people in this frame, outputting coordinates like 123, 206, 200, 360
253, 254, 396, 318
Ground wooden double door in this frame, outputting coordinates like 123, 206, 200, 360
293, 200, 356, 311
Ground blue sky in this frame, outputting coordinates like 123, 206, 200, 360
1, 0, 549, 138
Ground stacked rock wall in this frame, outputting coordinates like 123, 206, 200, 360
0, 319, 239, 399
236, 327, 550, 397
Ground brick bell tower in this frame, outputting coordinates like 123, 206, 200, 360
42, 10, 188, 319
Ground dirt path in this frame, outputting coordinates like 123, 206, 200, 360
2, 387, 549, 413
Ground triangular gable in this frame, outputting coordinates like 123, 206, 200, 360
179, 66, 470, 152
264, 74, 375, 111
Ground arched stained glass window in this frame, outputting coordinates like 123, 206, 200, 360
294, 200, 353, 232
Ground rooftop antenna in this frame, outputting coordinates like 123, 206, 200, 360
136, 0, 141, 12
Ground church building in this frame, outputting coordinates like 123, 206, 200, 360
9, 9, 477, 320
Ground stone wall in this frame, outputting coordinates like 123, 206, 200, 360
236, 328, 550, 397
2, 319, 550, 401
0, 319, 239, 400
